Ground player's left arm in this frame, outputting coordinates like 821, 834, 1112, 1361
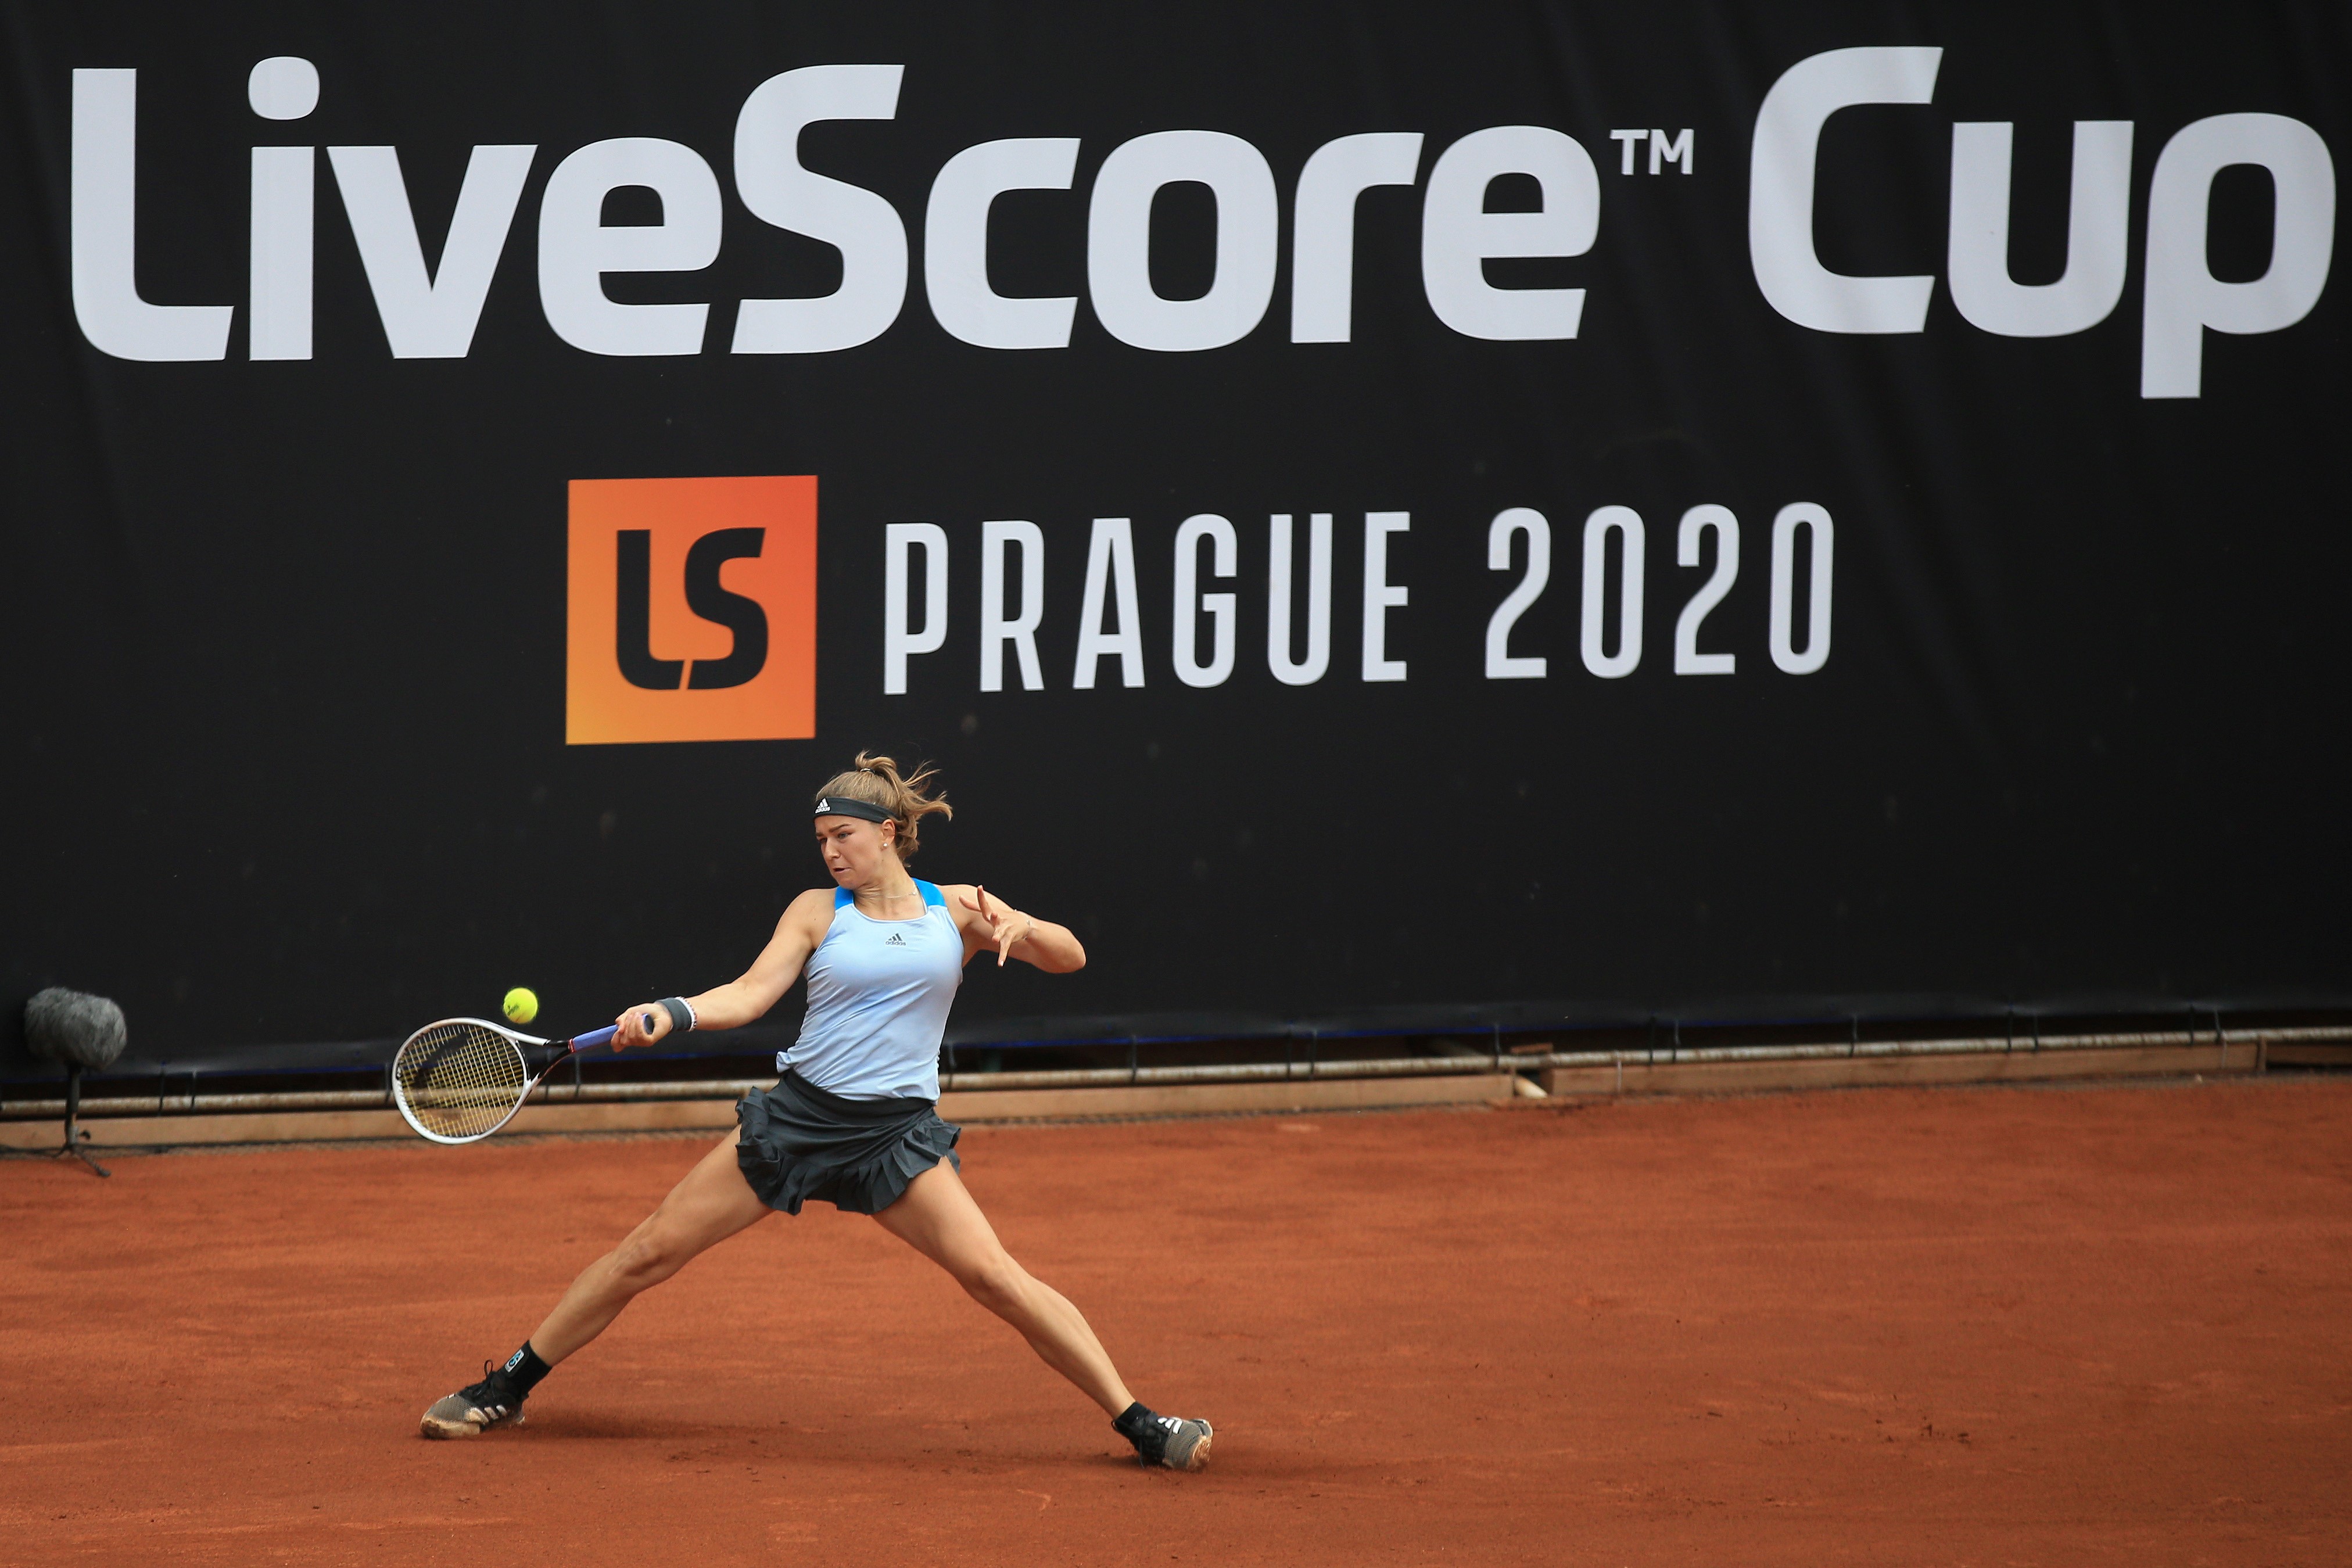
946, 883, 1087, 972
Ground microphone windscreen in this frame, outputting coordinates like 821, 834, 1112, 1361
24, 988, 128, 1072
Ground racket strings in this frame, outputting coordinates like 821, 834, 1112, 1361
394, 1022, 531, 1140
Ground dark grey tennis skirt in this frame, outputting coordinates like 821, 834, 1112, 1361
734, 1069, 960, 1216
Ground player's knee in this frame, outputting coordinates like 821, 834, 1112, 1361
958, 1254, 1028, 1314
608, 1228, 684, 1292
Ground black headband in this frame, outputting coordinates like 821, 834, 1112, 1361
812, 795, 892, 823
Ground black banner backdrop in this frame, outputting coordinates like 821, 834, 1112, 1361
2, 2, 2344, 1074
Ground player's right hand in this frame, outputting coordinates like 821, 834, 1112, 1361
612, 1004, 670, 1050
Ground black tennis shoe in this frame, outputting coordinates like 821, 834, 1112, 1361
419, 1362, 528, 1439
1113, 1401, 1213, 1471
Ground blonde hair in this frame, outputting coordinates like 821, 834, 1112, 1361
814, 752, 951, 859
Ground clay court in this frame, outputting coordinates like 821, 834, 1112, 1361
5, 1078, 2349, 1566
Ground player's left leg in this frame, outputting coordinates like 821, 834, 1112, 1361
872, 1160, 1213, 1470
872, 1160, 1129, 1411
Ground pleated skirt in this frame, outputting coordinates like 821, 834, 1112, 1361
733, 1068, 961, 1215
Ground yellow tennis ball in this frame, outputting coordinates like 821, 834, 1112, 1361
502, 986, 539, 1025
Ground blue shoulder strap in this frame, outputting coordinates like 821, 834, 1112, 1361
838, 883, 944, 908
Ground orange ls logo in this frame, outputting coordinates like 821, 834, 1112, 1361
566, 476, 816, 744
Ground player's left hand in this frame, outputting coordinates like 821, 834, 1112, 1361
960, 885, 1032, 966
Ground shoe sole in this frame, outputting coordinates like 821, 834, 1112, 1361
1157, 1423, 1211, 1472
419, 1410, 522, 1440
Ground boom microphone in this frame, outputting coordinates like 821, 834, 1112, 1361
23, 987, 127, 1177
26, 988, 128, 1072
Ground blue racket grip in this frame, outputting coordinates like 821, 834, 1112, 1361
571, 1013, 657, 1052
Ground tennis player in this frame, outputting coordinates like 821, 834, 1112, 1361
418, 755, 1213, 1470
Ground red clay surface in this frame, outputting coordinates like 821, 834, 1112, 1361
4, 1079, 2350, 1566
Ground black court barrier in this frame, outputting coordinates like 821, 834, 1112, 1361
2, 3, 2347, 1076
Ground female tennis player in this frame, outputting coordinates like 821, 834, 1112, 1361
418, 755, 1212, 1470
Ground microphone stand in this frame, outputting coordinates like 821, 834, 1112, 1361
50, 1063, 110, 1178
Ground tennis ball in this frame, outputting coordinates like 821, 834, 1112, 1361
502, 986, 539, 1025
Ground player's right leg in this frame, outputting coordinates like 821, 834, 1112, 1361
421, 1131, 770, 1437
526, 1131, 772, 1361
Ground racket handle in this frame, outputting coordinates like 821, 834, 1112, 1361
571, 1013, 657, 1052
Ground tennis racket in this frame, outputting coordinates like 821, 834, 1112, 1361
390, 1014, 650, 1145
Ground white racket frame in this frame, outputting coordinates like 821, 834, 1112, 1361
390, 1017, 619, 1145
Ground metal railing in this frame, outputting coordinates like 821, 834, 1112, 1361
5, 1021, 2343, 1122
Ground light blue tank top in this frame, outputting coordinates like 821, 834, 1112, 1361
779, 880, 964, 1100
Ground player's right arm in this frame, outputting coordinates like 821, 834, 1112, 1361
612, 888, 835, 1047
